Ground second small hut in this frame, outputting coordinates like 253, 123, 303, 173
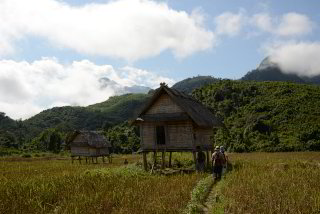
70, 131, 112, 163
133, 83, 223, 171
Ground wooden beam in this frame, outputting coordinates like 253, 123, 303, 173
143, 152, 148, 171
153, 151, 157, 165
192, 151, 196, 170
161, 152, 165, 169
206, 150, 209, 169
169, 152, 172, 168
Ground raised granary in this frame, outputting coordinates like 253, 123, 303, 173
70, 131, 112, 163
133, 83, 223, 170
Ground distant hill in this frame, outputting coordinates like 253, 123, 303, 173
22, 93, 150, 139
242, 57, 320, 84
172, 76, 219, 94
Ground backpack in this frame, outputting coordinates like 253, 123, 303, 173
213, 152, 224, 166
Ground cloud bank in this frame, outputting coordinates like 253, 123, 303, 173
0, 0, 215, 61
264, 42, 320, 77
214, 10, 313, 37
0, 58, 175, 119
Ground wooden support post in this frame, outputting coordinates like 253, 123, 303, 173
153, 151, 157, 165
192, 151, 196, 170
143, 152, 148, 171
96, 157, 98, 164
86, 157, 88, 164
169, 152, 172, 168
206, 150, 209, 169
161, 152, 165, 169
79, 156, 81, 164
210, 150, 213, 169
72, 156, 74, 164
91, 157, 94, 163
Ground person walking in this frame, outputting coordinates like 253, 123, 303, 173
220, 146, 228, 176
212, 146, 225, 180
196, 146, 206, 172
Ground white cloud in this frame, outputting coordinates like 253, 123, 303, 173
214, 10, 247, 37
252, 12, 313, 37
214, 11, 314, 38
0, 58, 175, 119
0, 0, 215, 61
264, 41, 320, 77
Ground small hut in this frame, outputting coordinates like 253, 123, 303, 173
70, 131, 112, 163
133, 83, 223, 170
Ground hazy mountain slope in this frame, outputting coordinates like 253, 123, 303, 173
172, 76, 219, 94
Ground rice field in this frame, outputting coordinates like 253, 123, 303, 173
212, 152, 320, 214
2, 152, 320, 214
0, 154, 204, 214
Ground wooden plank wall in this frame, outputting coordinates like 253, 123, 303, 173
167, 122, 193, 147
71, 147, 89, 156
146, 94, 183, 114
141, 122, 194, 149
194, 129, 213, 147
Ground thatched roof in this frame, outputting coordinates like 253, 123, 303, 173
70, 131, 111, 148
136, 84, 223, 128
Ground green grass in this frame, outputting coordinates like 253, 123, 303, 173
0, 154, 204, 214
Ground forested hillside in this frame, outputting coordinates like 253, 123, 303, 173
1, 76, 320, 154
193, 80, 320, 152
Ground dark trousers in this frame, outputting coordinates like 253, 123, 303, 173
213, 165, 223, 179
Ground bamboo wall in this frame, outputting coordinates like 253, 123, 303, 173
71, 146, 89, 156
141, 121, 194, 150
71, 146, 109, 156
194, 129, 213, 147
146, 94, 183, 114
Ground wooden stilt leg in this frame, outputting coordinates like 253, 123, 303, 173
169, 152, 172, 168
161, 152, 165, 169
72, 156, 74, 164
79, 156, 81, 164
92, 157, 93, 163
143, 152, 148, 171
206, 150, 209, 169
86, 157, 88, 164
153, 151, 157, 165
192, 152, 196, 170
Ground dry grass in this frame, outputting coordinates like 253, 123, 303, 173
213, 152, 320, 214
0, 154, 204, 214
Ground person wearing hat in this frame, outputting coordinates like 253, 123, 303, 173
212, 145, 226, 180
220, 146, 228, 175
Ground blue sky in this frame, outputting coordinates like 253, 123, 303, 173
0, 0, 320, 119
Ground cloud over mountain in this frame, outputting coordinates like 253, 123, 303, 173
0, 0, 215, 61
0, 58, 174, 119
264, 42, 320, 77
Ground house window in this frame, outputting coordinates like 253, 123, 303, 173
156, 126, 166, 145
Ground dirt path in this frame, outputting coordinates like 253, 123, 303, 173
200, 180, 218, 214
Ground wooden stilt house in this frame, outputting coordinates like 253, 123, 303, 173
70, 131, 112, 164
133, 83, 223, 170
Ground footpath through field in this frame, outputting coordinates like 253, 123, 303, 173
200, 178, 219, 214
